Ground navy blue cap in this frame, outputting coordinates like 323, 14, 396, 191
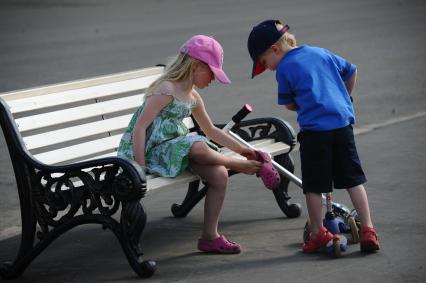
247, 20, 289, 78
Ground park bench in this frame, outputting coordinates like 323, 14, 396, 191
0, 65, 301, 279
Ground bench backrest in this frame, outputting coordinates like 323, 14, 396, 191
0, 66, 196, 166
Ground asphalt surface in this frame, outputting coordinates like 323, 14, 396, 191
1, 0, 426, 282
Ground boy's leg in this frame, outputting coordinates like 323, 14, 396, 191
347, 184, 380, 252
332, 125, 379, 252
305, 192, 324, 235
347, 184, 373, 228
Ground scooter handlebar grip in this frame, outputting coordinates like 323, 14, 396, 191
232, 104, 253, 124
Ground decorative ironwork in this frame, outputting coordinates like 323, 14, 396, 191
32, 164, 142, 239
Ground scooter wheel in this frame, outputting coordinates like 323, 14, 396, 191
348, 217, 360, 244
303, 220, 310, 243
332, 238, 342, 258
350, 209, 361, 228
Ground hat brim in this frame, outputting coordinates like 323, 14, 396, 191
251, 60, 267, 78
210, 65, 231, 84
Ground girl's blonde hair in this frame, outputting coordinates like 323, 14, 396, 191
146, 53, 197, 95
275, 22, 297, 48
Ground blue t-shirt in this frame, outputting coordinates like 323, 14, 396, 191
277, 45, 356, 131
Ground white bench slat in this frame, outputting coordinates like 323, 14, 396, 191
86, 139, 285, 164
220, 138, 275, 156
33, 134, 123, 165
24, 115, 195, 151
15, 94, 144, 132
30, 116, 196, 165
146, 142, 290, 192
256, 142, 290, 156
0, 66, 164, 102
7, 75, 161, 115
68, 170, 199, 192
70, 139, 290, 191
147, 171, 200, 191
24, 114, 133, 150
87, 138, 276, 162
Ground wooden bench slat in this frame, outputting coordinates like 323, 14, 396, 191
0, 66, 164, 102
7, 75, 161, 115
220, 138, 275, 156
147, 171, 200, 191
85, 139, 286, 162
146, 142, 290, 192
15, 94, 144, 132
256, 142, 290, 156
24, 115, 195, 151
24, 114, 133, 150
33, 134, 123, 165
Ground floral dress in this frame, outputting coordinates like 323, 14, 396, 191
117, 93, 218, 177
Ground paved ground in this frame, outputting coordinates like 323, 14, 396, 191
1, 0, 426, 282
1, 115, 425, 283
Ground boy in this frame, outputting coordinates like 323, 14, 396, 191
247, 19, 379, 253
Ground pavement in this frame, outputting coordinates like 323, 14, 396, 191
1, 0, 426, 282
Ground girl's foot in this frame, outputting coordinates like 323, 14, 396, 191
231, 159, 261, 175
254, 151, 281, 190
198, 235, 241, 254
360, 227, 380, 252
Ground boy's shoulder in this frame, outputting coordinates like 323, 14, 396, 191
295, 45, 330, 57
280, 45, 333, 66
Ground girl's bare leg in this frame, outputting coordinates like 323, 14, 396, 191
347, 184, 373, 228
190, 162, 229, 240
189, 141, 260, 175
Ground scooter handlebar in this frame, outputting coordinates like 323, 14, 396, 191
222, 104, 253, 132
232, 104, 253, 124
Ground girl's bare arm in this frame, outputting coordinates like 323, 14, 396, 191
191, 90, 254, 156
133, 94, 172, 166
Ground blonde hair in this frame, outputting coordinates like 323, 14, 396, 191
146, 53, 197, 95
275, 22, 297, 49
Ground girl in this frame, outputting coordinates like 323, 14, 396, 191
118, 35, 263, 254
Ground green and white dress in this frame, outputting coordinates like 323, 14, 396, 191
117, 93, 218, 177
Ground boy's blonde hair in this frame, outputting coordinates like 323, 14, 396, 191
146, 53, 196, 95
275, 22, 297, 48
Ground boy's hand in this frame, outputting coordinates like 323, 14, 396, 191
285, 102, 298, 111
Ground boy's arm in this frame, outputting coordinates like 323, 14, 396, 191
285, 102, 298, 111
344, 69, 357, 96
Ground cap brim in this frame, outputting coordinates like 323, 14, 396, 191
210, 65, 231, 84
251, 60, 266, 78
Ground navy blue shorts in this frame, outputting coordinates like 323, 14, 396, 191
298, 125, 367, 194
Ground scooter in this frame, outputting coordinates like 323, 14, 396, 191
224, 105, 358, 256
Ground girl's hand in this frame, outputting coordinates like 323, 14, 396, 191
239, 147, 257, 160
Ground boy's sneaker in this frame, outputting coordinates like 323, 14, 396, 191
360, 226, 380, 252
303, 226, 339, 253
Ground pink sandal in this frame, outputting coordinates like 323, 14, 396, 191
198, 235, 241, 254
255, 151, 281, 190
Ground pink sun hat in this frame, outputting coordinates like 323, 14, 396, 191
180, 35, 231, 84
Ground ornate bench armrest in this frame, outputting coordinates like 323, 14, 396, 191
216, 116, 297, 153
30, 156, 147, 200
